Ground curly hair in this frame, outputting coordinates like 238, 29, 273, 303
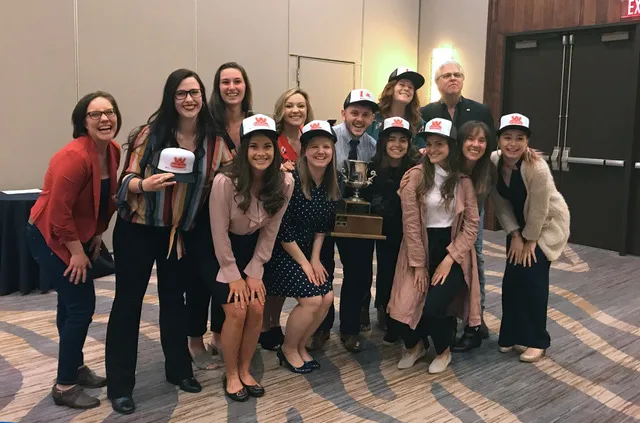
377, 80, 422, 134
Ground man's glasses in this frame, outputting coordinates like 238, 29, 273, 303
438, 72, 464, 81
86, 109, 115, 120
175, 89, 202, 100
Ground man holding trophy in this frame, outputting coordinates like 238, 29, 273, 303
311, 89, 379, 353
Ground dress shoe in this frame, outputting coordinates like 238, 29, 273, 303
428, 352, 452, 374
499, 345, 527, 354
110, 396, 135, 415
382, 332, 400, 346
259, 326, 285, 351
360, 308, 371, 332
167, 376, 202, 393
51, 384, 100, 409
223, 375, 249, 402
306, 330, 330, 351
277, 347, 312, 374
340, 334, 362, 353
520, 347, 546, 363
397, 343, 426, 369
240, 378, 265, 397
304, 360, 321, 370
451, 327, 482, 352
76, 365, 107, 388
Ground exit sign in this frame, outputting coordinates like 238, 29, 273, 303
623, 0, 640, 19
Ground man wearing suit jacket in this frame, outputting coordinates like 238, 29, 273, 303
420, 60, 495, 134
421, 60, 494, 352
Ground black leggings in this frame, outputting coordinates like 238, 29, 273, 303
403, 227, 466, 355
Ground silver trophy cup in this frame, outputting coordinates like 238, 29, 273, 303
341, 160, 376, 202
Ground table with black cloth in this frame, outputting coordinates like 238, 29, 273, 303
0, 192, 49, 295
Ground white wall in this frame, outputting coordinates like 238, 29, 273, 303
0, 0, 421, 249
418, 0, 489, 105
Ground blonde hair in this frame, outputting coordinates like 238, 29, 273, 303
377, 80, 422, 135
297, 139, 340, 201
273, 88, 314, 134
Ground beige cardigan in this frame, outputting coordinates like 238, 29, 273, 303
388, 166, 481, 329
490, 151, 570, 261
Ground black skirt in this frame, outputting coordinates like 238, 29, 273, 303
212, 231, 260, 305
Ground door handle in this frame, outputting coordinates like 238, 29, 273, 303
550, 146, 560, 170
564, 157, 625, 166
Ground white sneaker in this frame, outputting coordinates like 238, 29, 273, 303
397, 343, 426, 369
428, 352, 452, 374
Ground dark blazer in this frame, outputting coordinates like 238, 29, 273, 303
30, 136, 121, 265
420, 96, 496, 134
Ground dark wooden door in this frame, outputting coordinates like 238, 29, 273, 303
561, 26, 636, 252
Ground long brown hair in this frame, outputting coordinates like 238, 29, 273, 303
457, 121, 497, 197
209, 62, 253, 135
377, 80, 422, 134
273, 88, 314, 134
416, 135, 460, 210
297, 138, 340, 201
221, 134, 286, 216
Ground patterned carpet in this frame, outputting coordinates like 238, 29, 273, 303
0, 230, 639, 422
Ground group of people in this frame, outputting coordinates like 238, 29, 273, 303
25, 60, 570, 414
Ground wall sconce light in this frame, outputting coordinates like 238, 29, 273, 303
430, 47, 454, 102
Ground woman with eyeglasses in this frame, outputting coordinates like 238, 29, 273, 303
105, 69, 235, 415
184, 62, 252, 366
26, 91, 122, 410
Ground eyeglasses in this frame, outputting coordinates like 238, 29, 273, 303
175, 89, 202, 100
438, 72, 464, 81
86, 109, 115, 120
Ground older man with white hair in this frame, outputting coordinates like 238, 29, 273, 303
421, 60, 495, 353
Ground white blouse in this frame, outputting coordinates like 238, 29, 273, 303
424, 165, 456, 228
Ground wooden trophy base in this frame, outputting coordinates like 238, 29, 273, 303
331, 213, 386, 240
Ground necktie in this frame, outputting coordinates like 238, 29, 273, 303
348, 139, 359, 160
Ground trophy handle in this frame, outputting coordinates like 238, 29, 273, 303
367, 170, 377, 185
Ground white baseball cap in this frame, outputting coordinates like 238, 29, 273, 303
300, 120, 337, 144
380, 117, 412, 139
151, 147, 196, 183
418, 118, 457, 142
498, 113, 532, 136
388, 67, 425, 90
343, 89, 378, 112
240, 114, 279, 141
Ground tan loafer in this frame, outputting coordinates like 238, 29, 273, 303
428, 352, 452, 374
520, 347, 546, 362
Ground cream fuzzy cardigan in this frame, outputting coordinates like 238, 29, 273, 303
490, 151, 570, 261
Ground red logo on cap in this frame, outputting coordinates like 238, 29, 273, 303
359, 90, 371, 99
254, 116, 269, 127
309, 122, 322, 130
509, 115, 523, 125
391, 119, 404, 127
429, 120, 442, 130
170, 157, 187, 169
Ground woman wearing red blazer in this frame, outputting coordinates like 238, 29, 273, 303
26, 91, 121, 410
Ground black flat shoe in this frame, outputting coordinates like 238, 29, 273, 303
259, 327, 284, 351
277, 347, 312, 374
223, 375, 249, 402
451, 327, 482, 353
240, 378, 265, 397
110, 396, 135, 415
304, 360, 321, 370
479, 320, 489, 339
167, 376, 202, 393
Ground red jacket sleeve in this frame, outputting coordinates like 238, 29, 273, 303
48, 150, 90, 244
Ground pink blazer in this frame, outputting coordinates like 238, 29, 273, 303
387, 165, 481, 329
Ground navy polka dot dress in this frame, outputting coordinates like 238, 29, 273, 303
264, 169, 339, 298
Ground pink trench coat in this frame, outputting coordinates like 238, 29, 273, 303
387, 165, 482, 330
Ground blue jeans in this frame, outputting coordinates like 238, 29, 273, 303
25, 223, 96, 385
476, 202, 486, 313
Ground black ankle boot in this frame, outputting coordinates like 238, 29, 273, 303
451, 326, 482, 352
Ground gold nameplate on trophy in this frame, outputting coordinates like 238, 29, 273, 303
331, 160, 386, 240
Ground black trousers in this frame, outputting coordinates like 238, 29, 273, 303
26, 223, 96, 385
185, 205, 225, 336
321, 237, 374, 336
499, 237, 551, 349
403, 227, 466, 354
315, 235, 337, 333
106, 218, 193, 398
